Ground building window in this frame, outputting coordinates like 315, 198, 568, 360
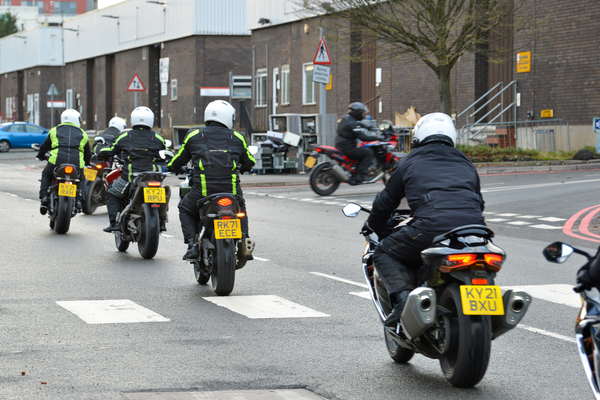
170, 79, 178, 101
255, 68, 267, 107
302, 63, 315, 104
281, 65, 290, 105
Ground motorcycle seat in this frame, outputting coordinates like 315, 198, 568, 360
432, 224, 494, 244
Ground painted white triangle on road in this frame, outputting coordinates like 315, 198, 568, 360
57, 300, 170, 324
204, 295, 329, 319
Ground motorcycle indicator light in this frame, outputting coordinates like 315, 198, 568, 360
236, 212, 245, 218
64, 166, 73, 174
218, 198, 233, 207
147, 182, 161, 187
95, 164, 103, 169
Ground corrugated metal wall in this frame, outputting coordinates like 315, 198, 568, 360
195, 0, 249, 35
0, 27, 63, 74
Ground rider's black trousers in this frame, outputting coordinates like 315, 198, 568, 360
39, 162, 84, 202
337, 143, 375, 178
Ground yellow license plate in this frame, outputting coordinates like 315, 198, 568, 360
214, 219, 242, 239
84, 168, 98, 181
58, 183, 77, 197
143, 187, 166, 203
460, 285, 504, 315
304, 156, 317, 168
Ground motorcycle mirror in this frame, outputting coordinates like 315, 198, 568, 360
342, 203, 363, 218
543, 241, 575, 263
31, 143, 40, 151
94, 136, 105, 144
165, 139, 173, 148
248, 145, 259, 155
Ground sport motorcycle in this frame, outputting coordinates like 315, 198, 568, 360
343, 203, 532, 387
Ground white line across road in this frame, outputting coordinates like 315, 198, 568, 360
481, 178, 600, 193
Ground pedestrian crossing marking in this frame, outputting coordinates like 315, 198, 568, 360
507, 221, 532, 225
529, 224, 563, 230
56, 300, 170, 324
495, 213, 520, 217
485, 218, 508, 222
538, 217, 567, 222
203, 295, 329, 319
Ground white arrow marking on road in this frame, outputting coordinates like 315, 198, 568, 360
56, 300, 170, 324
204, 295, 329, 319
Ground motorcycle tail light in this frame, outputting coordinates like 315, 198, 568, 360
236, 212, 245, 218
147, 182, 161, 187
218, 198, 233, 207
484, 254, 504, 269
65, 166, 73, 174
440, 253, 504, 273
315, 147, 322, 153
472, 278, 488, 285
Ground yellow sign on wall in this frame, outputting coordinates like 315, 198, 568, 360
326, 75, 332, 90
517, 51, 531, 73
541, 109, 554, 118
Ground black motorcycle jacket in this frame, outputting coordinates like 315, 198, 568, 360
93, 126, 122, 153
168, 122, 255, 196
367, 143, 485, 235
37, 122, 92, 168
98, 127, 167, 182
335, 114, 380, 152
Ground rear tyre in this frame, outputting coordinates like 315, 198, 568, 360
138, 203, 160, 259
194, 261, 210, 285
309, 162, 340, 196
54, 196, 72, 234
439, 284, 492, 388
384, 327, 414, 363
0, 140, 10, 152
211, 233, 236, 296
83, 179, 104, 215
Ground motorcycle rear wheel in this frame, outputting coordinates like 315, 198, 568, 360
211, 233, 236, 296
54, 196, 73, 234
309, 162, 340, 196
83, 179, 104, 215
384, 327, 414, 363
138, 203, 160, 259
439, 284, 491, 388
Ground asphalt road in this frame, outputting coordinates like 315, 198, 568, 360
1, 152, 599, 399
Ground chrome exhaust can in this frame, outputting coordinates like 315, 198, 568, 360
330, 164, 350, 182
491, 289, 532, 339
400, 287, 436, 340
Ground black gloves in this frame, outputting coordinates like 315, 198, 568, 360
575, 268, 595, 293
361, 220, 374, 235
166, 165, 180, 174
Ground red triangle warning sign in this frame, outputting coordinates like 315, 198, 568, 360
127, 74, 146, 92
313, 37, 332, 65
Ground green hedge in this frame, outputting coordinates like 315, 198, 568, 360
456, 144, 597, 162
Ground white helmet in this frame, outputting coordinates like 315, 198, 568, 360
130, 106, 154, 129
412, 112, 456, 148
61, 109, 81, 127
108, 117, 126, 131
204, 100, 236, 129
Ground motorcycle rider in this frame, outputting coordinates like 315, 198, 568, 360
93, 117, 126, 153
97, 106, 169, 233
37, 109, 92, 215
166, 100, 256, 261
363, 112, 485, 327
335, 102, 381, 185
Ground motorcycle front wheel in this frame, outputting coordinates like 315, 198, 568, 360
211, 234, 236, 296
384, 327, 414, 363
54, 196, 73, 234
114, 231, 130, 252
83, 179, 104, 215
138, 203, 160, 259
194, 261, 210, 285
309, 162, 340, 196
438, 283, 491, 388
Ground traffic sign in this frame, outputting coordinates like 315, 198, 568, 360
313, 37, 332, 65
594, 117, 600, 133
127, 74, 146, 91
47, 83, 59, 96
312, 65, 330, 84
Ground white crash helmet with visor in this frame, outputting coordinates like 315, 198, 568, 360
130, 106, 154, 129
61, 109, 82, 128
412, 112, 456, 148
108, 117, 126, 131
204, 100, 236, 129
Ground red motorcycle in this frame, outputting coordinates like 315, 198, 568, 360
305, 123, 403, 196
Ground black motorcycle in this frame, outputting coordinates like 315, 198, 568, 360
543, 241, 600, 399
81, 157, 113, 215
343, 203, 532, 387
45, 163, 81, 234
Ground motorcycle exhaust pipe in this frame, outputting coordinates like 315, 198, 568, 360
491, 289, 532, 340
400, 287, 436, 340
330, 164, 350, 182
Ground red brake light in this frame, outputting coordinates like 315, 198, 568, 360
147, 182, 161, 187
64, 166, 73, 174
218, 198, 233, 207
315, 148, 322, 153
440, 254, 477, 273
472, 279, 488, 285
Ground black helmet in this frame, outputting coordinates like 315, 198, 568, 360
348, 102, 369, 120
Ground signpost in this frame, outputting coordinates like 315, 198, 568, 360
127, 74, 146, 108
313, 33, 331, 146
47, 83, 59, 127
594, 117, 600, 153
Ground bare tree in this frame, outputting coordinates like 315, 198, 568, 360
299, 0, 543, 115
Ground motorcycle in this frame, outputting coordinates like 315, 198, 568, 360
543, 241, 600, 399
107, 150, 173, 259
178, 166, 255, 296
305, 123, 402, 196
343, 203, 532, 387
81, 136, 118, 215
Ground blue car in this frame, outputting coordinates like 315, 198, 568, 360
0, 122, 49, 152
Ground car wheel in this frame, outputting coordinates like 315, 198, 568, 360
0, 140, 10, 152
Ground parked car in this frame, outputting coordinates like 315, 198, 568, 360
0, 122, 49, 152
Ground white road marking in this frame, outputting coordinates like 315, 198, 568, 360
538, 216, 567, 222
481, 178, 600, 192
56, 300, 170, 324
203, 295, 329, 319
160, 234, 174, 238
506, 221, 532, 225
517, 324, 576, 344
529, 224, 563, 230
516, 215, 543, 219
503, 284, 581, 308
495, 213, 520, 217
253, 256, 270, 262
350, 291, 371, 299
324, 201, 340, 205
482, 211, 496, 215
310, 272, 369, 288
485, 218, 508, 222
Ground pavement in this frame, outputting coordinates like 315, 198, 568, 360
240, 159, 600, 187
